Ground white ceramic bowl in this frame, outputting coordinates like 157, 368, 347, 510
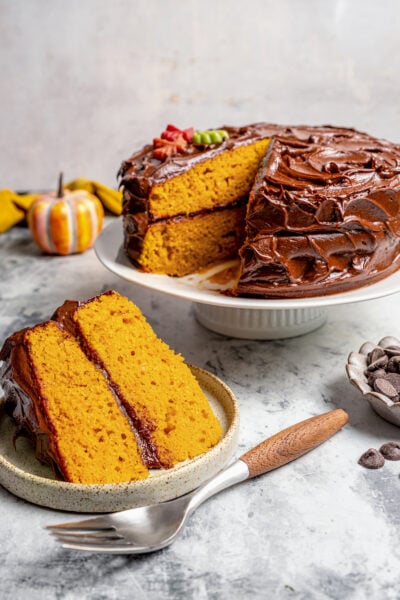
346, 336, 400, 427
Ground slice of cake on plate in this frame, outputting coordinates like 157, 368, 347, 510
0, 291, 223, 484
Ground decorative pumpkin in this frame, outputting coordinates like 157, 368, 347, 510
28, 174, 104, 255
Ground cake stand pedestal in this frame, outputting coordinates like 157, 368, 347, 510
194, 304, 328, 339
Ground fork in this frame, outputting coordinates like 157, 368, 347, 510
47, 408, 348, 554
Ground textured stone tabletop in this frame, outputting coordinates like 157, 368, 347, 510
1, 220, 400, 600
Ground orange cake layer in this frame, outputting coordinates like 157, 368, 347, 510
123, 204, 246, 277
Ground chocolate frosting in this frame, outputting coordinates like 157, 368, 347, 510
235, 126, 400, 297
0, 327, 66, 478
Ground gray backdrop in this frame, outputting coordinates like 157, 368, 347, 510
1, 0, 399, 190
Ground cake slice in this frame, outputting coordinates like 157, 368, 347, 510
0, 291, 223, 483
54, 291, 223, 468
0, 321, 149, 484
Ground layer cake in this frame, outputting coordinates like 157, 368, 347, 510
119, 123, 400, 297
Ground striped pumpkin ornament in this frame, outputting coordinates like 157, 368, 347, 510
28, 175, 104, 255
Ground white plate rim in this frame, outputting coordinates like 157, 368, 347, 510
95, 219, 400, 310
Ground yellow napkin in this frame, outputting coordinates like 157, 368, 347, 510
0, 178, 122, 234
65, 178, 122, 216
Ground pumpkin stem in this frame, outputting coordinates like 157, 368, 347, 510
57, 173, 64, 198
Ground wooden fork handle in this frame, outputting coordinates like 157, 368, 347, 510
240, 408, 348, 478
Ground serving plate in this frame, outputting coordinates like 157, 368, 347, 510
0, 366, 239, 513
95, 219, 400, 339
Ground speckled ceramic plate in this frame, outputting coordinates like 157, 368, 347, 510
0, 366, 239, 513
346, 336, 400, 427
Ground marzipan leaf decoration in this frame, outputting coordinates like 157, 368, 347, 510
153, 124, 194, 161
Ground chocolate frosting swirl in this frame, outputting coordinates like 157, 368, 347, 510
235, 126, 400, 297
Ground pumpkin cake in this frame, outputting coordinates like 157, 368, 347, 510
119, 123, 400, 297
0, 291, 223, 484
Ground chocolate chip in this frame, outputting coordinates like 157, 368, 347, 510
367, 347, 386, 364
383, 345, 400, 357
373, 378, 399, 399
379, 442, 400, 461
367, 355, 389, 371
383, 372, 400, 393
358, 448, 385, 469
387, 356, 400, 373
367, 368, 387, 386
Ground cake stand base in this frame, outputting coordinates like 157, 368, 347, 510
194, 304, 328, 339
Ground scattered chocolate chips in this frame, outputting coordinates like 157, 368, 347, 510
358, 448, 385, 469
364, 344, 400, 402
358, 441, 400, 469
384, 372, 400, 388
366, 355, 388, 371
367, 368, 387, 386
379, 442, 400, 461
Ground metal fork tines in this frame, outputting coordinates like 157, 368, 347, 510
48, 525, 147, 554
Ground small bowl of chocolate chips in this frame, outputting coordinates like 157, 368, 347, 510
346, 336, 400, 426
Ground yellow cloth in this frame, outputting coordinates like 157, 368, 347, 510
0, 190, 26, 233
0, 178, 122, 234
65, 179, 122, 216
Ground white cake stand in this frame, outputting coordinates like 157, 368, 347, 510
95, 220, 400, 340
